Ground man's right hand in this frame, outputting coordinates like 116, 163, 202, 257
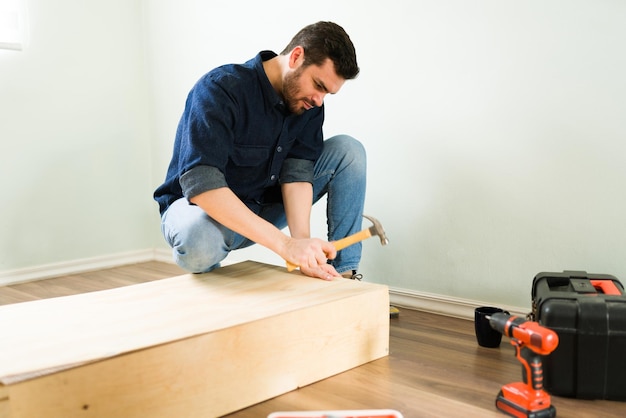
283, 237, 340, 281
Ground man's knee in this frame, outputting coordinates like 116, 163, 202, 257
172, 240, 222, 273
163, 208, 227, 273
327, 134, 365, 156
329, 134, 366, 174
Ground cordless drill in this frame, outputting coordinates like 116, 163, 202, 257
488, 313, 559, 418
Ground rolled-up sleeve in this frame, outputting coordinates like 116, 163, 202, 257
180, 165, 228, 199
279, 157, 314, 184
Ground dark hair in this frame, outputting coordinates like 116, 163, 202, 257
280, 21, 359, 80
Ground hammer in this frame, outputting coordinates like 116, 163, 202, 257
286, 214, 389, 272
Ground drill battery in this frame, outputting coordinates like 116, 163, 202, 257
531, 270, 626, 400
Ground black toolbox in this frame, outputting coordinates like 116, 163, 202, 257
531, 270, 626, 400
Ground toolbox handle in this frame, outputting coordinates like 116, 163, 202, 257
590, 279, 622, 295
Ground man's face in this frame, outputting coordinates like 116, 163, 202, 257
282, 58, 345, 115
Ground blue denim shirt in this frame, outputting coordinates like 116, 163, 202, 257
154, 51, 325, 215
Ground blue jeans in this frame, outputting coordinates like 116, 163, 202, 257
160, 134, 367, 274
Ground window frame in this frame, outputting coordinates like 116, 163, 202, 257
0, 0, 26, 51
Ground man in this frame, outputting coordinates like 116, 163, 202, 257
154, 21, 365, 281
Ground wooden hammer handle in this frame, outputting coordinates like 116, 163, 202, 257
332, 228, 372, 251
285, 228, 372, 272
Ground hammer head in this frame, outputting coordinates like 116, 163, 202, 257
363, 214, 389, 246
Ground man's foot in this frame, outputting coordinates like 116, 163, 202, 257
341, 270, 399, 318
341, 270, 363, 281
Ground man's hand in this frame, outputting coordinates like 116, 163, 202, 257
284, 237, 340, 281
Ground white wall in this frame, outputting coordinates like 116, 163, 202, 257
2, 0, 625, 310
0, 0, 156, 271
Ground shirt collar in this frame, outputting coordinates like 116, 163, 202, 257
255, 51, 287, 112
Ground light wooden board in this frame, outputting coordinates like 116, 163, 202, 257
0, 385, 8, 418
0, 261, 389, 417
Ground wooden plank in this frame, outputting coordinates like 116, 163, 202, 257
0, 385, 9, 418
0, 261, 389, 417
0, 261, 387, 383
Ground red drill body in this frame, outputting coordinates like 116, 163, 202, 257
488, 313, 559, 418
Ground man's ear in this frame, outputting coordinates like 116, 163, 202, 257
288, 46, 305, 69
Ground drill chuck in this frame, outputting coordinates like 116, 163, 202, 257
488, 312, 516, 335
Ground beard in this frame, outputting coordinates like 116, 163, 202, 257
282, 67, 307, 115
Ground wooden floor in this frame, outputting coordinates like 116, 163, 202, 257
2, 261, 625, 418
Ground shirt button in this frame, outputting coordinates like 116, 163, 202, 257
276, 146, 283, 152
270, 175, 277, 181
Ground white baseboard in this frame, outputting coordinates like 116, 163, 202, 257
153, 248, 174, 263
389, 287, 530, 321
1, 250, 530, 321
0, 249, 158, 287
